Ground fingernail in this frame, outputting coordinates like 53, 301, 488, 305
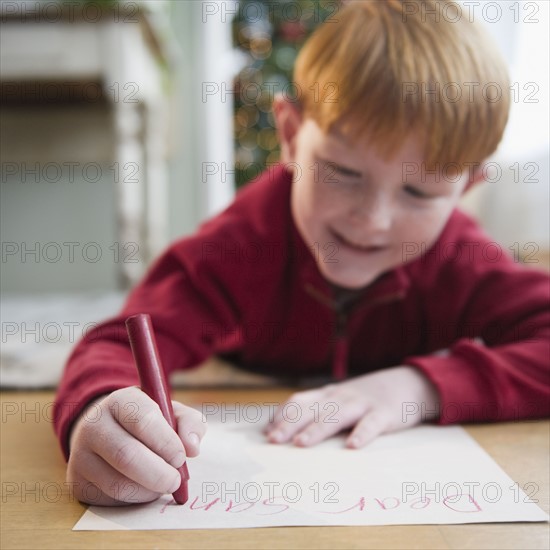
188, 432, 200, 446
296, 433, 309, 445
347, 436, 359, 448
269, 430, 283, 442
171, 449, 185, 468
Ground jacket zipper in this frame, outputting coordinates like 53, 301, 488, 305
305, 283, 406, 381
332, 310, 349, 380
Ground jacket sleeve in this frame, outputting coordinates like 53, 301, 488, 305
53, 235, 242, 460
403, 251, 550, 425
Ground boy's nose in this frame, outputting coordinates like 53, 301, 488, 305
349, 194, 393, 232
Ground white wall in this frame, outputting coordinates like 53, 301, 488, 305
167, 0, 239, 240
459, 0, 549, 254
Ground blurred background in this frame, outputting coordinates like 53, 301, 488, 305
1, 0, 548, 388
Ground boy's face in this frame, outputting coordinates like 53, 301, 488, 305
273, 97, 474, 289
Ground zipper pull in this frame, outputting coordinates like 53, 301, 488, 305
332, 312, 349, 380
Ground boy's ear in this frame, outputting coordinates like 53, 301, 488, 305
272, 93, 303, 164
463, 162, 487, 193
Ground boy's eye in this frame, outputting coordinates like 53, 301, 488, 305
333, 164, 359, 177
327, 162, 361, 178
404, 185, 431, 199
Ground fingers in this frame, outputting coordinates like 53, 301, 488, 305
172, 401, 207, 458
68, 388, 209, 505
264, 390, 322, 443
108, 388, 185, 468
292, 402, 363, 447
265, 389, 368, 447
69, 388, 185, 498
68, 450, 161, 505
345, 410, 392, 449
264, 388, 327, 434
87, 410, 182, 495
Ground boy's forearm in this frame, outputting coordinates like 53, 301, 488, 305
405, 337, 550, 424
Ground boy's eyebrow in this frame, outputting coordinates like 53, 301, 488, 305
317, 155, 364, 178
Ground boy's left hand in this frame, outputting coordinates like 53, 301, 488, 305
264, 366, 439, 448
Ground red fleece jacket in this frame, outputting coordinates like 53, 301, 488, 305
54, 164, 550, 459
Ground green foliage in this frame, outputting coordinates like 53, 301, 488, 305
233, 0, 340, 187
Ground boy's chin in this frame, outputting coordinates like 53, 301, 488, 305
318, 264, 381, 290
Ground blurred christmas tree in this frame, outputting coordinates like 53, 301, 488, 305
232, 0, 342, 188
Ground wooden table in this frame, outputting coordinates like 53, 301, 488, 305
1, 389, 548, 549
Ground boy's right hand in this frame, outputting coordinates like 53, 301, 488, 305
66, 386, 206, 506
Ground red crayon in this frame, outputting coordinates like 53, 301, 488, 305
125, 313, 189, 504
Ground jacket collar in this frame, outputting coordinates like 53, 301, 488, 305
289, 211, 411, 313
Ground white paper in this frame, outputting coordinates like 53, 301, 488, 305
74, 412, 548, 530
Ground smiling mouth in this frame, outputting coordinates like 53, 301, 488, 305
330, 229, 388, 253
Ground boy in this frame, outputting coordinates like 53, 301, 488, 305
54, 1, 549, 505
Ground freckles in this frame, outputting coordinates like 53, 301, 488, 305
306, 196, 332, 223
409, 208, 441, 231
414, 214, 450, 248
